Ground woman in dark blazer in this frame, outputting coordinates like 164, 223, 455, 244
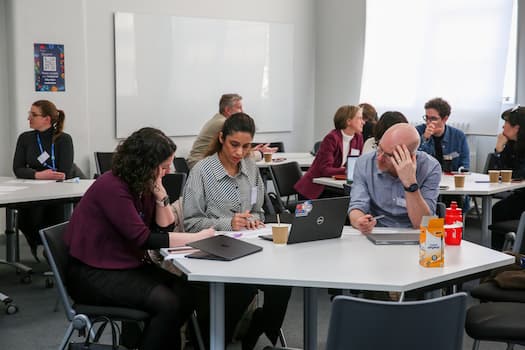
295, 105, 364, 199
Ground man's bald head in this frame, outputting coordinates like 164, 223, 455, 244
381, 123, 420, 153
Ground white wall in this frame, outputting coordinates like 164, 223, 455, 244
313, 0, 366, 141
2, 0, 316, 177
0, 0, 13, 177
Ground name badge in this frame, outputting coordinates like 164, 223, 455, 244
250, 187, 257, 205
395, 197, 407, 208
350, 148, 360, 156
37, 151, 50, 164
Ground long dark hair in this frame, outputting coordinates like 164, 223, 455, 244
205, 113, 256, 156
373, 111, 408, 143
112, 127, 177, 196
501, 106, 525, 157
32, 100, 65, 142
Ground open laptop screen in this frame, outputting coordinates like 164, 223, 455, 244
347, 156, 358, 183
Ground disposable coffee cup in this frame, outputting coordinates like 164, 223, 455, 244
454, 175, 465, 188
263, 152, 273, 163
500, 170, 512, 183
272, 224, 290, 244
488, 170, 500, 183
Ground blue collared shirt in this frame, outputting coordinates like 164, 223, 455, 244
415, 124, 470, 171
349, 151, 441, 228
183, 153, 265, 232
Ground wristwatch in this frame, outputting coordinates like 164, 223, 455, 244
403, 183, 419, 192
156, 195, 170, 207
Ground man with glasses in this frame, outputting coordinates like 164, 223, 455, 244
349, 124, 441, 233
416, 97, 470, 172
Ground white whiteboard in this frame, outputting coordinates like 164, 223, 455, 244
114, 12, 294, 138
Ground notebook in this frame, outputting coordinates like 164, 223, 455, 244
366, 232, 420, 245
260, 196, 349, 244
186, 235, 262, 261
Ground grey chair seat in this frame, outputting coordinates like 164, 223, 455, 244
74, 304, 150, 321
466, 302, 525, 344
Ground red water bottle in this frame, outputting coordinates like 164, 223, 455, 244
444, 201, 463, 245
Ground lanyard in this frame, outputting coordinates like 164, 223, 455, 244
36, 134, 56, 171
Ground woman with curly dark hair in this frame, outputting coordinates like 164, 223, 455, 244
64, 127, 214, 350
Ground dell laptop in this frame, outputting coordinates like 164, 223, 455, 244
261, 196, 349, 244
186, 235, 262, 261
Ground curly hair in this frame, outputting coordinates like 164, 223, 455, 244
112, 127, 177, 196
501, 106, 525, 157
424, 97, 451, 118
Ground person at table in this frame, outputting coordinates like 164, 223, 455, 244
64, 127, 214, 350
295, 105, 364, 199
349, 123, 441, 233
187, 93, 275, 169
362, 111, 408, 154
184, 113, 291, 350
491, 106, 525, 250
12, 100, 74, 260
415, 97, 470, 172
359, 102, 378, 141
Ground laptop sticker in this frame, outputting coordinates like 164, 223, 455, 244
295, 200, 313, 217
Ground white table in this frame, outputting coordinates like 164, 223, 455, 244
256, 152, 314, 169
164, 228, 513, 350
0, 177, 94, 311
313, 173, 525, 246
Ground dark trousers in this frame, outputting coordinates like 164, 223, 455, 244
192, 283, 292, 347
67, 261, 193, 350
491, 190, 525, 250
18, 203, 67, 248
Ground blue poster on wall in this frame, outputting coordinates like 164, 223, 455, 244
34, 43, 65, 92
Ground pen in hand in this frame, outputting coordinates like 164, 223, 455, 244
368, 215, 385, 222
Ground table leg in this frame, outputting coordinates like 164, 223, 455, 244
210, 282, 225, 350
303, 287, 318, 350
5, 208, 19, 262
481, 196, 492, 247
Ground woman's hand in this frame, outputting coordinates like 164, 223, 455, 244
197, 227, 215, 239
495, 133, 508, 153
152, 165, 168, 200
35, 169, 65, 180
231, 210, 263, 230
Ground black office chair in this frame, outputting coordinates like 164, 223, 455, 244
173, 157, 190, 175
39, 222, 150, 350
251, 142, 285, 153
162, 173, 187, 202
310, 141, 321, 156
466, 302, 525, 350
94, 152, 115, 177
269, 162, 303, 212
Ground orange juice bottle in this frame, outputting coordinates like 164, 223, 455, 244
419, 216, 445, 268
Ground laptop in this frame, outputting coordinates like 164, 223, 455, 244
260, 196, 349, 244
366, 231, 420, 245
346, 156, 358, 184
186, 235, 262, 261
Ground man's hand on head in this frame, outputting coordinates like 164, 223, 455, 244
391, 144, 417, 187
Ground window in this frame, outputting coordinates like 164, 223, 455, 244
360, 0, 515, 135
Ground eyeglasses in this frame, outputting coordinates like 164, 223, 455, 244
28, 111, 44, 118
511, 104, 521, 113
422, 115, 441, 123
376, 145, 394, 159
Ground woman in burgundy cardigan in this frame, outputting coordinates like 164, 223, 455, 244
295, 105, 364, 199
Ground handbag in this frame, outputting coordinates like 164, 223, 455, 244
69, 316, 126, 350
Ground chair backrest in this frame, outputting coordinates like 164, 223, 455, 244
173, 157, 190, 175
327, 293, 467, 350
483, 152, 497, 174
94, 152, 115, 175
512, 211, 525, 254
311, 141, 321, 156
269, 161, 303, 198
39, 222, 76, 321
162, 172, 187, 203
251, 142, 285, 153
